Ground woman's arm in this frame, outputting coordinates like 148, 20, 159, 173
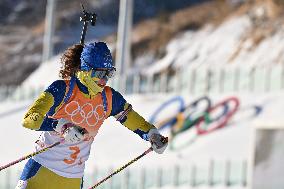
109, 88, 155, 140
22, 80, 67, 131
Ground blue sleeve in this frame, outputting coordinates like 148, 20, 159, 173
37, 80, 66, 131
109, 88, 127, 117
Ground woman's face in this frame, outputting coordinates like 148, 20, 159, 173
76, 68, 116, 95
90, 68, 116, 87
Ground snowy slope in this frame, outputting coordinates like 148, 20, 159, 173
21, 55, 61, 88
21, 13, 284, 89
145, 15, 284, 75
0, 92, 283, 172
1, 91, 284, 189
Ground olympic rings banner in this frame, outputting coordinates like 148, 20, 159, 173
149, 95, 263, 151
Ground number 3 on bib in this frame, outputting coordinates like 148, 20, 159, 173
64, 146, 80, 164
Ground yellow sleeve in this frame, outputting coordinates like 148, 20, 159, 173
117, 103, 156, 132
22, 92, 54, 130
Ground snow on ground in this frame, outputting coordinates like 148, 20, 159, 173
2, 91, 284, 189
1, 91, 284, 173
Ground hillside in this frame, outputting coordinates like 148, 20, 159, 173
0, 0, 207, 85
2, 0, 284, 85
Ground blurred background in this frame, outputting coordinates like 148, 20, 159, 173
1, 0, 284, 188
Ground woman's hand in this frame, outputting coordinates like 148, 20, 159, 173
55, 118, 85, 143
148, 128, 168, 154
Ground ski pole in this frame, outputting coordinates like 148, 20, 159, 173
89, 147, 153, 189
0, 141, 61, 171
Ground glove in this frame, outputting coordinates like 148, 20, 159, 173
54, 118, 85, 143
148, 128, 168, 154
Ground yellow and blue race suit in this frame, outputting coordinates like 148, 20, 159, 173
17, 77, 155, 189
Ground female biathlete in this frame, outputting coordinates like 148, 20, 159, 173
16, 42, 168, 189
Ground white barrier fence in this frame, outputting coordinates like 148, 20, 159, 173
1, 65, 284, 102
111, 64, 284, 95
0, 159, 247, 189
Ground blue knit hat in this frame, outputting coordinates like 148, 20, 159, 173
80, 42, 114, 71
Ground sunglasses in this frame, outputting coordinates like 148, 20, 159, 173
90, 68, 116, 79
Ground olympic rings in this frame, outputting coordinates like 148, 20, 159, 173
64, 101, 105, 127
149, 96, 185, 130
195, 97, 240, 135
169, 97, 239, 151
150, 95, 263, 151
172, 96, 212, 134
